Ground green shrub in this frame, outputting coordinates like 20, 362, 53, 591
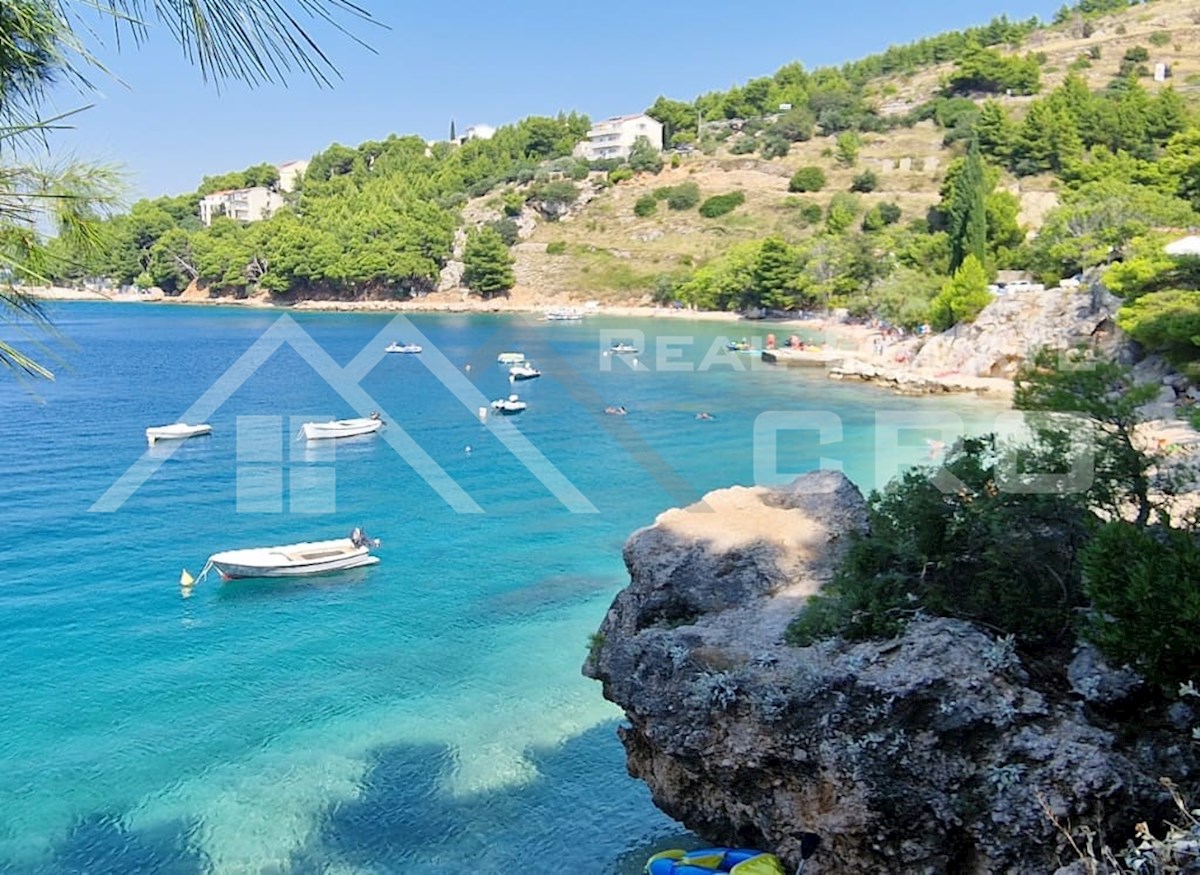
825, 192, 860, 234
1148, 31, 1171, 47
698, 191, 745, 218
789, 166, 826, 193
487, 217, 520, 246
634, 194, 658, 218
502, 191, 525, 217
671, 154, 681, 169
729, 137, 758, 155
530, 180, 579, 205
1081, 522, 1200, 689
861, 201, 901, 231
665, 181, 701, 211
628, 136, 664, 174
759, 134, 790, 160
835, 132, 861, 167
545, 241, 567, 255
850, 169, 879, 193
797, 200, 824, 225
608, 166, 634, 184
1116, 290, 1200, 362
786, 435, 1090, 648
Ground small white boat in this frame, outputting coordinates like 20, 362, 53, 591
544, 307, 583, 321
385, 342, 422, 354
204, 529, 381, 580
146, 422, 212, 446
300, 415, 384, 441
608, 342, 639, 355
509, 363, 542, 380
491, 393, 527, 415
497, 352, 527, 364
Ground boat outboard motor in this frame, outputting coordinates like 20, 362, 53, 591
350, 528, 381, 549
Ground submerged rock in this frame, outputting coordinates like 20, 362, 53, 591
585, 470, 1189, 873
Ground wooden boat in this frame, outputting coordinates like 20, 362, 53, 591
300, 415, 384, 440
385, 342, 422, 354
204, 530, 381, 580
146, 422, 212, 446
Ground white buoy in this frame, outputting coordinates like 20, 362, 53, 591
478, 406, 487, 421
465, 364, 472, 372
465, 445, 472, 454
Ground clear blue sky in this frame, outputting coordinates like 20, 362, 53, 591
47, 0, 1063, 201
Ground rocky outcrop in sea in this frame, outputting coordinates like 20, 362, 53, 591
584, 471, 1194, 873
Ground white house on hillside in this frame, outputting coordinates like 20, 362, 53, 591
276, 159, 310, 192
574, 113, 663, 162
463, 124, 496, 141
199, 186, 285, 227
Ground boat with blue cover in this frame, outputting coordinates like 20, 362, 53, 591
644, 847, 784, 875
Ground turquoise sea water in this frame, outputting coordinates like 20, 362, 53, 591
0, 305, 1008, 873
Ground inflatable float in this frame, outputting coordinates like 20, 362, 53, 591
644, 847, 785, 875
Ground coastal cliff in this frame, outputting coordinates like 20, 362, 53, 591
584, 471, 1191, 873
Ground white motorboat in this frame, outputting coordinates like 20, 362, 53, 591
497, 352, 527, 364
608, 342, 639, 355
202, 529, 381, 580
385, 342, 422, 354
146, 422, 212, 446
491, 393, 527, 414
300, 415, 384, 440
509, 363, 542, 380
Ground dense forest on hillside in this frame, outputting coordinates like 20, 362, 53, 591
47, 114, 589, 296
44, 0, 1200, 366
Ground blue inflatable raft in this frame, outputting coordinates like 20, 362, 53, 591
644, 847, 785, 875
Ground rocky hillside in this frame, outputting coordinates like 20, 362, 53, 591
584, 471, 1197, 873
496, 0, 1200, 303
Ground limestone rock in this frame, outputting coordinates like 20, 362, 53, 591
585, 470, 1189, 873
912, 287, 1125, 379
437, 259, 464, 292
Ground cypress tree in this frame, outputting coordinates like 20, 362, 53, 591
450, 118, 457, 141
948, 138, 988, 272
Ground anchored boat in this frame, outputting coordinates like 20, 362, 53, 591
509, 363, 542, 380
146, 422, 212, 446
299, 415, 384, 440
385, 341, 422, 354
490, 393, 527, 414
186, 529, 382, 582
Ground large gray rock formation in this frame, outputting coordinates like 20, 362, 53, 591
585, 471, 1190, 873
912, 286, 1126, 378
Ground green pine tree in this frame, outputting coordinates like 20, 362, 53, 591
450, 118, 457, 141
930, 254, 991, 330
462, 227, 515, 298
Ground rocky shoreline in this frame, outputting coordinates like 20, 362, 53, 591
21, 283, 1150, 403
584, 471, 1195, 873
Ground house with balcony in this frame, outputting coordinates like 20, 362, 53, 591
198, 186, 285, 227
574, 113, 663, 162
